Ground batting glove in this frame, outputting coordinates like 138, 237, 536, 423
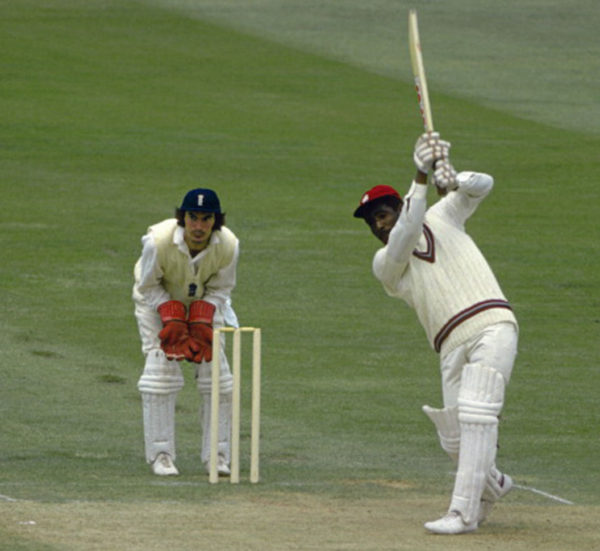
432, 159, 458, 192
413, 132, 451, 174
187, 300, 216, 363
157, 300, 191, 361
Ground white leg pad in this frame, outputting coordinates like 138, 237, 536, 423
479, 466, 513, 523
200, 392, 232, 464
450, 364, 505, 525
141, 393, 178, 464
483, 466, 509, 501
137, 349, 184, 464
422, 405, 460, 462
196, 358, 233, 465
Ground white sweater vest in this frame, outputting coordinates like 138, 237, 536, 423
150, 219, 238, 307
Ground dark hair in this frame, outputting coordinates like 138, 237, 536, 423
175, 208, 226, 231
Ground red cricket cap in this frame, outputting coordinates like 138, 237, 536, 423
353, 185, 401, 218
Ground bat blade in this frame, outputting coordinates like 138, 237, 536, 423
408, 9, 434, 132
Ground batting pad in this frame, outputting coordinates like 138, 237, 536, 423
141, 392, 177, 463
194, 341, 233, 394
200, 393, 232, 465
137, 349, 184, 394
422, 405, 460, 462
450, 364, 505, 524
137, 349, 184, 463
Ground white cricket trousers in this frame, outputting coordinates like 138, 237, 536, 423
133, 299, 233, 465
439, 322, 518, 408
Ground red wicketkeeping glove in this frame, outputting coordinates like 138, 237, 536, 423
157, 300, 192, 361
187, 300, 215, 363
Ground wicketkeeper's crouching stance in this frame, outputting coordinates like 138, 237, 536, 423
132, 188, 239, 477
353, 132, 518, 534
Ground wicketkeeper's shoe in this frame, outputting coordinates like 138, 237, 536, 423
203, 454, 231, 477
151, 452, 179, 476
217, 460, 231, 477
479, 472, 513, 523
424, 511, 478, 535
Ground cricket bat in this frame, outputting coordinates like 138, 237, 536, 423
408, 9, 434, 131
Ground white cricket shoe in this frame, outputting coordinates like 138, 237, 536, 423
151, 452, 179, 476
204, 454, 231, 477
424, 511, 478, 535
479, 472, 513, 523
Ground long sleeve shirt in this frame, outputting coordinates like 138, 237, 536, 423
133, 219, 239, 325
373, 172, 517, 356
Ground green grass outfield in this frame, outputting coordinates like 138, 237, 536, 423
1, 1, 599, 549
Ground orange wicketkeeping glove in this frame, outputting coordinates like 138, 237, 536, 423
157, 300, 194, 361
187, 300, 215, 363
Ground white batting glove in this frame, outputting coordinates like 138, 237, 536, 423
413, 132, 451, 174
432, 159, 458, 191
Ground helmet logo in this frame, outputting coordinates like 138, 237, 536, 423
197, 194, 204, 206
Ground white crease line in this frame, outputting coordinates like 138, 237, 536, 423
513, 484, 574, 505
0, 484, 575, 506
445, 472, 575, 506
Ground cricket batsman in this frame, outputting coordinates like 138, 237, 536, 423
132, 188, 239, 477
353, 132, 518, 534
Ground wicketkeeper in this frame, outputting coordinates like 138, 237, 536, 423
133, 188, 239, 477
353, 132, 518, 534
